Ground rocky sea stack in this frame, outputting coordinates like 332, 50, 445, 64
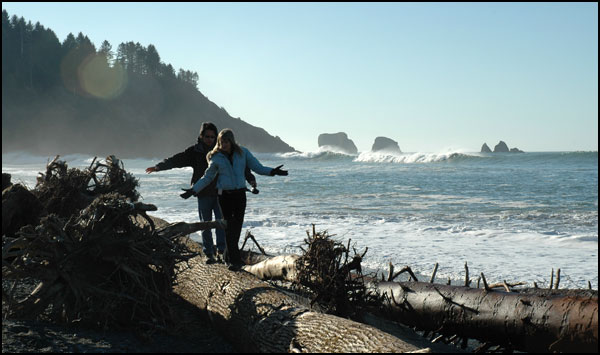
481, 143, 492, 153
481, 141, 524, 153
371, 137, 401, 153
318, 132, 358, 154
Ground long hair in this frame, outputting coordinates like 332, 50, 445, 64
208, 129, 243, 160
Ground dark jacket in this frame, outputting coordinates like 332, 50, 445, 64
154, 142, 256, 197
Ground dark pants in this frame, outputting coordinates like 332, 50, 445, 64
197, 195, 225, 256
218, 190, 246, 265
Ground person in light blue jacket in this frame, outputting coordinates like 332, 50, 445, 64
181, 128, 288, 270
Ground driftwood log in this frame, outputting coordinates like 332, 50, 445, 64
374, 281, 598, 353
173, 251, 430, 353
242, 252, 598, 353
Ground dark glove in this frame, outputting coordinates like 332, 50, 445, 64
180, 188, 196, 199
270, 164, 288, 176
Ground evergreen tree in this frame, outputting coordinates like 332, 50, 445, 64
146, 44, 160, 76
31, 22, 61, 90
99, 40, 114, 66
177, 69, 199, 88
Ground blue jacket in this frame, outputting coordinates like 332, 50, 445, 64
192, 147, 273, 193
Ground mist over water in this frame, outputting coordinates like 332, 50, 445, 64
3, 150, 598, 289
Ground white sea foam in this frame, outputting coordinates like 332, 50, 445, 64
354, 149, 484, 164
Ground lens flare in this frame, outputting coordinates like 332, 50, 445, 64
79, 54, 127, 99
61, 50, 127, 99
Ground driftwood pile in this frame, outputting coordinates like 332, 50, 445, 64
242, 230, 598, 353
2, 156, 203, 331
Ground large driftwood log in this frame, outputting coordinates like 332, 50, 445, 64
242, 254, 598, 352
173, 254, 430, 353
374, 281, 598, 353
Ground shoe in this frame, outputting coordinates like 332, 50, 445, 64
205, 254, 216, 264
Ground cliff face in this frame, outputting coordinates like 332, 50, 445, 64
317, 133, 358, 154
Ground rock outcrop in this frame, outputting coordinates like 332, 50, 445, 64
317, 132, 358, 154
481, 141, 525, 153
371, 137, 401, 153
481, 143, 492, 153
494, 141, 510, 152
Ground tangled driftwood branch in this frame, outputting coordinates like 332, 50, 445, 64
32, 155, 140, 219
292, 225, 372, 318
1, 156, 209, 332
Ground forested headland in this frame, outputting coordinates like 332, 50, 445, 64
2, 10, 295, 158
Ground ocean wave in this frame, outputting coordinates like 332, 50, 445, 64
354, 151, 484, 164
268, 147, 357, 161
258, 149, 487, 164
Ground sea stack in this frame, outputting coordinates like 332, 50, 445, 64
481, 143, 492, 153
371, 137, 401, 153
493, 141, 510, 152
317, 132, 358, 154
491, 141, 524, 153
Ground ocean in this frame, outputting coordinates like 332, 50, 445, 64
3, 149, 598, 289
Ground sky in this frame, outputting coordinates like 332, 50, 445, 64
2, 2, 598, 152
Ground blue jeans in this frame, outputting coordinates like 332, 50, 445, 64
197, 195, 225, 256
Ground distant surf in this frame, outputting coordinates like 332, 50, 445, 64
268, 148, 484, 164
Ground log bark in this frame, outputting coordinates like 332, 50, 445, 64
374, 281, 598, 353
173, 254, 430, 353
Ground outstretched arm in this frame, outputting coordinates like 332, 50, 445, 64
150, 147, 194, 174
145, 166, 158, 174
269, 164, 288, 176
245, 149, 276, 176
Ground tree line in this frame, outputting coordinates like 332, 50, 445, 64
2, 9, 199, 94
2, 10, 294, 158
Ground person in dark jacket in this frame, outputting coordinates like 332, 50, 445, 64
181, 128, 288, 271
146, 122, 256, 264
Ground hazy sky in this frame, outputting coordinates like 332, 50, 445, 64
3, 2, 598, 152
